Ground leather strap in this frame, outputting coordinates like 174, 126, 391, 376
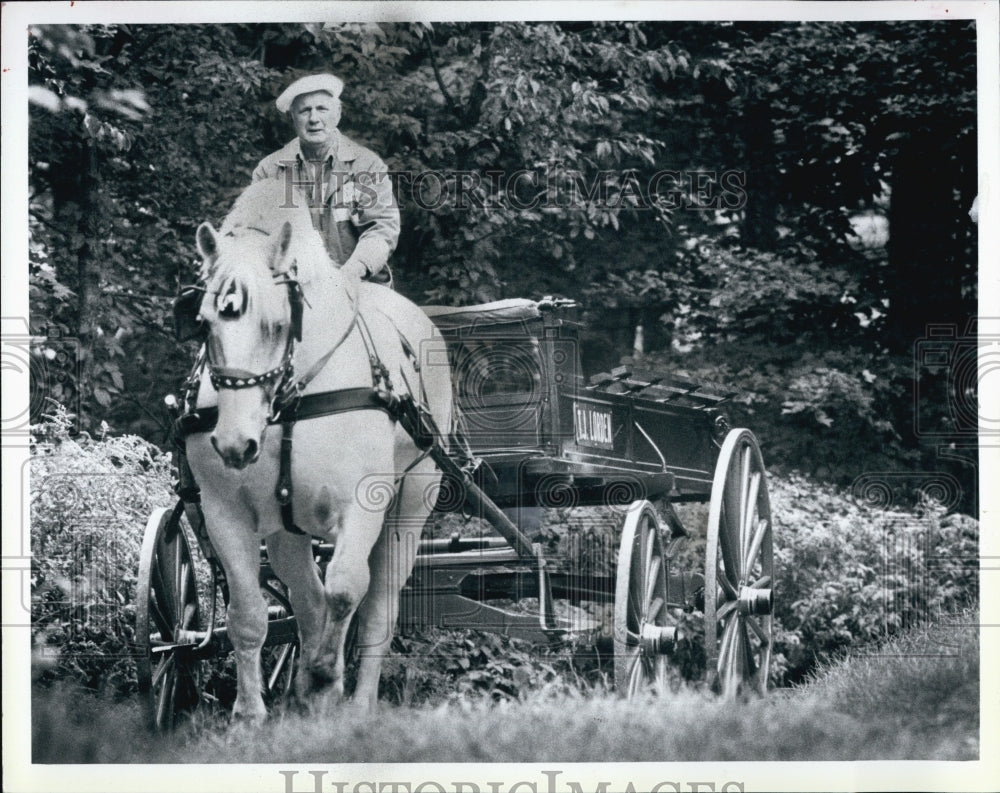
174, 387, 397, 538
175, 386, 394, 439
275, 421, 305, 535
271, 288, 359, 415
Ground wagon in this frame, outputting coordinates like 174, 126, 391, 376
136, 297, 774, 729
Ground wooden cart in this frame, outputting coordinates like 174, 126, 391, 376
136, 298, 773, 728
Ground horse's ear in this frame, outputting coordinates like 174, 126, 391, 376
269, 221, 294, 275
195, 223, 220, 280
196, 222, 219, 261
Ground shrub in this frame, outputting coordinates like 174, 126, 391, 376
638, 342, 919, 485
533, 475, 978, 688
769, 472, 978, 683
30, 406, 176, 696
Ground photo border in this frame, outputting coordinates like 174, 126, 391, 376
3, 2, 998, 791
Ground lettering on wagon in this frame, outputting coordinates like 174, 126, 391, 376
574, 403, 614, 449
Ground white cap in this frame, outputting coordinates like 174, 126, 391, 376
275, 73, 344, 113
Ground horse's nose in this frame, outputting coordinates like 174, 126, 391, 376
211, 433, 259, 469
243, 437, 259, 464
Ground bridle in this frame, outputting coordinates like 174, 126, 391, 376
206, 278, 303, 394
202, 226, 359, 422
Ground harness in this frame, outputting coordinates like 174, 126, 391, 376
175, 251, 438, 537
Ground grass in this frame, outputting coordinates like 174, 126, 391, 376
794, 610, 979, 758
31, 610, 979, 763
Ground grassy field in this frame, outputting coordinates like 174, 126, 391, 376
32, 610, 979, 763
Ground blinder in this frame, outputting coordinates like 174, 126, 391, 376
174, 284, 207, 342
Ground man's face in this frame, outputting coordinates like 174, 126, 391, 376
290, 91, 340, 146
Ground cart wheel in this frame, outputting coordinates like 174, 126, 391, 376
705, 429, 774, 698
259, 571, 299, 706
614, 500, 682, 696
136, 502, 205, 730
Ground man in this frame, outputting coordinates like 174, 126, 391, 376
253, 73, 399, 284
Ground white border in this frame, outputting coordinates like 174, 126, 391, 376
3, 3, 998, 792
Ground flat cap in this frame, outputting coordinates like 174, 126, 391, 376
275, 73, 344, 113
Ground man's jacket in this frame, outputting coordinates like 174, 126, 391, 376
252, 134, 399, 281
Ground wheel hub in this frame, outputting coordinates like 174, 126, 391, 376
737, 586, 773, 616
640, 623, 679, 656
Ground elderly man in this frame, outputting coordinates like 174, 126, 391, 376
253, 73, 399, 284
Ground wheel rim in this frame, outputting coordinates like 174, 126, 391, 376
136, 502, 204, 730
614, 500, 680, 696
705, 430, 773, 698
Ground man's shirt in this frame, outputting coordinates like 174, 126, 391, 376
252, 133, 399, 280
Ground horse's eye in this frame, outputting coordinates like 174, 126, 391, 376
216, 286, 245, 318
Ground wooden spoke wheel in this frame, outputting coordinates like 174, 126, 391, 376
136, 502, 205, 730
259, 570, 299, 706
614, 500, 683, 696
705, 429, 774, 698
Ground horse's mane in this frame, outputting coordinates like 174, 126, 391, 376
204, 179, 334, 335
218, 178, 330, 283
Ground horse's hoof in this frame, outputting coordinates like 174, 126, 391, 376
279, 693, 310, 718
298, 665, 341, 697
341, 696, 373, 717
313, 686, 347, 714
231, 704, 268, 727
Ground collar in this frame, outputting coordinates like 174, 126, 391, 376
276, 133, 363, 170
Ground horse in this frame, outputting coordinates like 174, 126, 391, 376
184, 178, 453, 720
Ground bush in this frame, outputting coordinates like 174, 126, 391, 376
770, 472, 978, 683
534, 474, 978, 688
30, 406, 176, 696
639, 342, 916, 484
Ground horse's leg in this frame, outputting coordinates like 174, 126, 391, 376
312, 504, 386, 700
352, 458, 437, 710
200, 500, 269, 723
263, 531, 326, 699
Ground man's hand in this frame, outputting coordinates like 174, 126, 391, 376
340, 259, 369, 281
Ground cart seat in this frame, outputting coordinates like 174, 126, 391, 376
422, 298, 542, 330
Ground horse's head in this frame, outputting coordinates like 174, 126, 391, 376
195, 219, 300, 469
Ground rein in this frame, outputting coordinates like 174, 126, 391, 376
269, 288, 360, 421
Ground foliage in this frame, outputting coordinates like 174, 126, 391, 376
30, 405, 176, 695
645, 343, 910, 483
29, 24, 277, 437
769, 473, 978, 683
26, 22, 978, 502
639, 230, 865, 347
383, 628, 597, 706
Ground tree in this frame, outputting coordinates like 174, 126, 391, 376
30, 24, 276, 435
27, 20, 978, 498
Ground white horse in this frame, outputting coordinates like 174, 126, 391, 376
186, 179, 452, 720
